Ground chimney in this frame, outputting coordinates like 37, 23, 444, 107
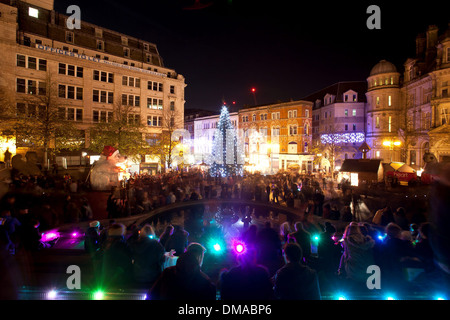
426, 25, 439, 55
415, 33, 426, 58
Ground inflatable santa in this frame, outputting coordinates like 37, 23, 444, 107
90, 146, 127, 191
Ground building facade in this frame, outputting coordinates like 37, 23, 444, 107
238, 100, 314, 174
193, 110, 238, 164
304, 24, 450, 172
303, 81, 367, 172
0, 0, 185, 170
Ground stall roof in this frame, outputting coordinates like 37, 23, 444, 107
340, 159, 383, 173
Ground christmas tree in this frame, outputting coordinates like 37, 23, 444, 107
208, 105, 244, 177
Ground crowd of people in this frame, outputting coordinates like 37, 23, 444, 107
104, 169, 330, 219
1, 165, 450, 300
78, 204, 446, 300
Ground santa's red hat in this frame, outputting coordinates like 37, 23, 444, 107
102, 146, 119, 158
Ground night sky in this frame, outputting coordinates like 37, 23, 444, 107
53, 0, 450, 112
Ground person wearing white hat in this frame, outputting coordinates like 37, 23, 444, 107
84, 221, 101, 254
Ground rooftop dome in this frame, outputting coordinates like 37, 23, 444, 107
370, 60, 398, 76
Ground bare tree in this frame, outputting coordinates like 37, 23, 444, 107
1, 75, 83, 169
89, 100, 149, 162
147, 108, 184, 172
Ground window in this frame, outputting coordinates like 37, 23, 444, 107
58, 84, 82, 100
29, 7, 39, 18
96, 40, 104, 51
93, 90, 113, 103
388, 95, 392, 106
123, 48, 130, 57
376, 97, 380, 105
272, 127, 280, 136
122, 76, 140, 87
93, 110, 114, 123
121, 37, 128, 46
388, 116, 392, 132
146, 54, 151, 63
59, 63, 83, 77
352, 109, 356, 116
17, 78, 45, 95
170, 85, 175, 94
344, 124, 348, 131
143, 43, 149, 51
271, 112, 280, 120
66, 31, 74, 43
344, 109, 348, 117
289, 125, 298, 135
122, 94, 140, 107
148, 81, 163, 91
252, 114, 256, 121
60, 108, 83, 121
344, 95, 348, 102
16, 54, 26, 67
305, 109, 309, 118
447, 47, 450, 63
376, 116, 380, 128
441, 108, 449, 125
353, 124, 356, 131
17, 55, 46, 71
93, 70, 113, 83
27, 57, 36, 69
376, 150, 380, 158
170, 101, 175, 111
128, 114, 140, 125
146, 98, 163, 110
304, 124, 308, 135
353, 95, 357, 102
443, 89, 449, 98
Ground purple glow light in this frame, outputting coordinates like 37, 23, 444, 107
231, 240, 247, 255
41, 231, 59, 242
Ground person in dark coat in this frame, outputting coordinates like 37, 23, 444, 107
256, 222, 282, 267
219, 246, 274, 300
287, 222, 312, 260
99, 223, 133, 289
148, 243, 216, 300
317, 222, 342, 274
165, 225, 189, 256
130, 224, 165, 287
84, 220, 101, 255
158, 225, 174, 248
273, 243, 321, 300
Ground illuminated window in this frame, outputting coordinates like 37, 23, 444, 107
376, 116, 380, 128
388, 96, 392, 106
344, 109, 348, 116
388, 116, 392, 132
28, 7, 39, 18
352, 109, 356, 116
376, 97, 380, 105
376, 151, 380, 158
